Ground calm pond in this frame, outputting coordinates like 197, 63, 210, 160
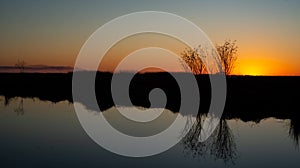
0, 96, 299, 168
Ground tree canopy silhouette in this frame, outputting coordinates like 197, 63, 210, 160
180, 46, 205, 74
216, 40, 238, 75
181, 40, 238, 75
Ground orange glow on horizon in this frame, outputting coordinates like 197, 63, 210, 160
238, 65, 264, 76
235, 57, 298, 76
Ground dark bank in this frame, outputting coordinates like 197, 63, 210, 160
0, 72, 299, 122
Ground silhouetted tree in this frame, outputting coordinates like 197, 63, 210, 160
181, 40, 238, 75
15, 59, 26, 73
216, 40, 238, 75
181, 46, 206, 74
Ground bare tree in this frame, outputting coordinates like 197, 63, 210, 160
180, 40, 238, 75
180, 46, 206, 75
216, 40, 238, 75
15, 59, 26, 73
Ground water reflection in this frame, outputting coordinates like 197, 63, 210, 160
289, 116, 300, 147
2, 95, 300, 151
13, 98, 24, 115
182, 114, 236, 164
1, 96, 300, 167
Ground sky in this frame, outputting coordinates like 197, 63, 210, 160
0, 0, 299, 75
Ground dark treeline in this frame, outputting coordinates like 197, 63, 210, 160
0, 72, 300, 123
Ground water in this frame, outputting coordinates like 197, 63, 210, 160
0, 96, 299, 167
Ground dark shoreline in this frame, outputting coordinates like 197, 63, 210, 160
0, 72, 299, 122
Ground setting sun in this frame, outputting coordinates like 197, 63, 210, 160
1, 1, 300, 167
235, 57, 297, 76
241, 65, 263, 76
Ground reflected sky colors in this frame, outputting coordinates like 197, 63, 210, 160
0, 0, 300, 75
0, 97, 299, 167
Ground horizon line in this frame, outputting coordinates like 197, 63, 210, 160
0, 65, 299, 76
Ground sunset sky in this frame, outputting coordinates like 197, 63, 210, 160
0, 0, 299, 75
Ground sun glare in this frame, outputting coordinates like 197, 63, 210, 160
237, 59, 266, 76
236, 57, 297, 76
242, 66, 263, 76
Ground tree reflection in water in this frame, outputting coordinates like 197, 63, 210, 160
182, 114, 237, 164
289, 115, 300, 148
14, 98, 24, 115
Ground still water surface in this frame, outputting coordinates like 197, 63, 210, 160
0, 97, 299, 167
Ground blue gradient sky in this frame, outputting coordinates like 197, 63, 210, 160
0, 0, 299, 75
